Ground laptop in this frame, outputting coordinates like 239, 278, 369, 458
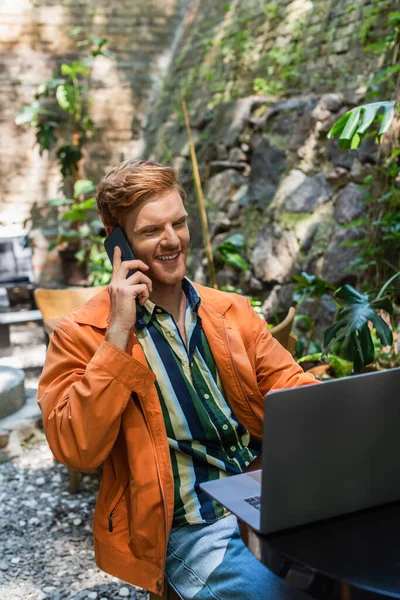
200, 367, 400, 534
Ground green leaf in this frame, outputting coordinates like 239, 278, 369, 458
220, 251, 249, 271
323, 282, 395, 370
357, 323, 375, 366
297, 352, 323, 364
376, 271, 400, 299
327, 111, 351, 139
56, 84, 75, 114
63, 210, 86, 221
328, 102, 397, 149
378, 102, 395, 139
61, 61, 89, 78
340, 107, 362, 143
328, 354, 353, 378
48, 197, 74, 207
74, 179, 95, 197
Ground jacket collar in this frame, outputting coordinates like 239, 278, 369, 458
72, 280, 232, 329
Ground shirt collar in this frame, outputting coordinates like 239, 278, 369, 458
135, 277, 201, 330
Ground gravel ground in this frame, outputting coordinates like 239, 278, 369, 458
0, 439, 148, 600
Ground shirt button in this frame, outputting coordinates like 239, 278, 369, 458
245, 461, 250, 467
190, 361, 194, 367
222, 424, 229, 431
204, 393, 210, 399
230, 446, 236, 452
156, 308, 162, 313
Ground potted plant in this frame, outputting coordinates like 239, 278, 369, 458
48, 179, 105, 286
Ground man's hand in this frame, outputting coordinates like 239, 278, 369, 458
105, 246, 152, 351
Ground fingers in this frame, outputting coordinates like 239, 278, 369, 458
118, 258, 150, 278
126, 270, 153, 293
133, 283, 151, 305
112, 246, 122, 270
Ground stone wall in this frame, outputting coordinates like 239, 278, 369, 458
145, 0, 395, 154
143, 0, 397, 338
0, 0, 188, 229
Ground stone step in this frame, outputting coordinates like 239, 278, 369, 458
0, 366, 25, 419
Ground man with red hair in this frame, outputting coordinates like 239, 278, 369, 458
38, 160, 315, 599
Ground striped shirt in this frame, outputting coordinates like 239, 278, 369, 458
135, 278, 260, 526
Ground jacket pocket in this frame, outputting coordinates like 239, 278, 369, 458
107, 480, 129, 533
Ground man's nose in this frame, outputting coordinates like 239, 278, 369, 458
161, 225, 180, 246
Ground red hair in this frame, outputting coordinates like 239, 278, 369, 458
96, 159, 186, 227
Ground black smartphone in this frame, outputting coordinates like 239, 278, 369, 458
104, 226, 137, 278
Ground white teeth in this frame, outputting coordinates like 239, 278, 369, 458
157, 253, 179, 261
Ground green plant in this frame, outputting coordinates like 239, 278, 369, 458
292, 272, 335, 355
327, 101, 397, 149
297, 352, 353, 379
15, 35, 111, 183
213, 233, 250, 271
339, 149, 400, 287
48, 178, 108, 285
323, 274, 399, 372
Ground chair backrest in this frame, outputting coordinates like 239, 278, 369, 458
34, 286, 106, 320
269, 306, 296, 350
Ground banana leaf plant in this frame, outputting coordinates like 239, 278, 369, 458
323, 272, 400, 372
327, 101, 398, 149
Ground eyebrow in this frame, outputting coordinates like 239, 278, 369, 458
134, 214, 188, 234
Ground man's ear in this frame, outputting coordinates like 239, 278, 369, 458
104, 226, 114, 236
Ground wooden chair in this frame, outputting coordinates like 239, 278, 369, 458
34, 285, 106, 493
269, 306, 297, 355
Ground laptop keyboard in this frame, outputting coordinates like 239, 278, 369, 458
244, 495, 261, 511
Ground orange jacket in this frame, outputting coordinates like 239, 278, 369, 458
38, 284, 316, 595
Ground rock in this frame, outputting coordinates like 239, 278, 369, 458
253, 222, 299, 283
36, 476, 45, 486
249, 276, 263, 293
311, 105, 332, 122
228, 147, 247, 162
321, 228, 364, 285
0, 559, 8, 570
319, 93, 344, 113
87, 593, 98, 600
0, 366, 25, 419
6, 430, 23, 458
297, 294, 338, 341
11, 557, 20, 564
51, 473, 62, 484
282, 170, 333, 213
334, 182, 365, 224
216, 143, 228, 160
232, 184, 249, 207
119, 588, 130, 598
261, 286, 281, 321
0, 449, 9, 464
326, 139, 355, 170
261, 284, 296, 321
0, 431, 9, 449
248, 139, 286, 208
204, 169, 244, 212
28, 517, 40, 526
73, 518, 83, 526
213, 98, 254, 147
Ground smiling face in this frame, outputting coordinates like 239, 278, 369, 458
121, 188, 189, 288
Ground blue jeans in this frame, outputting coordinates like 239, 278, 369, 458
165, 514, 308, 600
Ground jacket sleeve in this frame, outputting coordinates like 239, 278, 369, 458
246, 300, 318, 398
37, 324, 155, 472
